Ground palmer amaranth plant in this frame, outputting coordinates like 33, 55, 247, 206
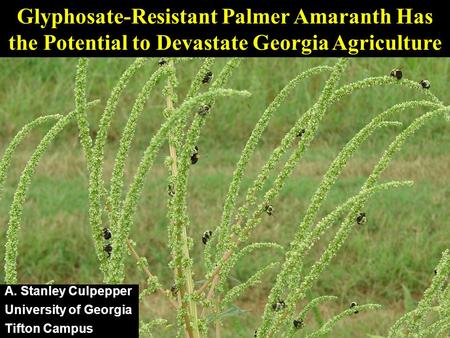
1, 58, 449, 337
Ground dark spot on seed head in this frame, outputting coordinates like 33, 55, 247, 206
296, 129, 306, 138
191, 146, 200, 165
265, 204, 274, 216
170, 284, 178, 296
272, 299, 286, 311
202, 230, 212, 245
293, 318, 303, 329
102, 228, 112, 240
419, 79, 430, 89
390, 68, 402, 80
356, 212, 367, 225
202, 71, 213, 84
198, 104, 211, 117
104, 244, 112, 257
168, 183, 175, 197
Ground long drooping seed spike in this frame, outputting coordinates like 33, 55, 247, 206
4, 101, 99, 284
362, 107, 449, 192
330, 76, 442, 106
177, 58, 216, 163
298, 295, 338, 320
306, 304, 382, 338
88, 58, 147, 277
220, 262, 279, 310
74, 58, 93, 167
108, 65, 172, 245
217, 242, 284, 293
0, 114, 62, 201
295, 181, 414, 262
186, 58, 215, 99
211, 58, 242, 90
283, 296, 337, 338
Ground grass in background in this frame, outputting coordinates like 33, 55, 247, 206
0, 58, 448, 336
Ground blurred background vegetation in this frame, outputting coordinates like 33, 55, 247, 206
0, 58, 448, 337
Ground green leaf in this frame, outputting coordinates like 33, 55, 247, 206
401, 284, 416, 311
208, 304, 248, 322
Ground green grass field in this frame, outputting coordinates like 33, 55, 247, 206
0, 58, 449, 337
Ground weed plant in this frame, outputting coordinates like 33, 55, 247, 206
1, 58, 449, 337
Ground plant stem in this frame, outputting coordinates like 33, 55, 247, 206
200, 274, 220, 318
198, 249, 234, 294
215, 298, 222, 338
126, 240, 178, 309
165, 65, 200, 338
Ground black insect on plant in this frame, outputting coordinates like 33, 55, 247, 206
202, 71, 213, 84
102, 227, 112, 240
293, 318, 304, 329
158, 58, 168, 66
272, 299, 286, 311
168, 183, 175, 197
265, 204, 274, 216
296, 128, 306, 138
356, 212, 367, 225
198, 104, 211, 117
191, 146, 200, 165
202, 230, 212, 245
170, 284, 178, 296
350, 301, 359, 314
254, 329, 258, 337
390, 68, 402, 80
419, 79, 431, 89
104, 244, 112, 258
